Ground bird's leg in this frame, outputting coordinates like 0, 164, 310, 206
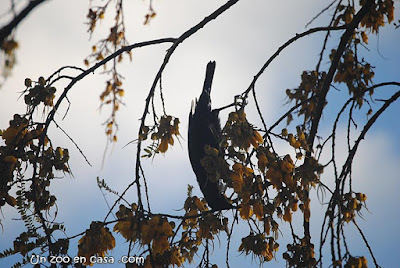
213, 94, 246, 114
234, 94, 247, 110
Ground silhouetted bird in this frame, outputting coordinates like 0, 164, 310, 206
188, 61, 232, 210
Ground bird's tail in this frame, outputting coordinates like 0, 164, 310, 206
197, 61, 216, 111
202, 61, 216, 95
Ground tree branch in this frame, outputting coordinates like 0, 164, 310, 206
339, 89, 400, 181
307, 0, 374, 149
0, 0, 47, 44
241, 25, 346, 100
304, 0, 374, 241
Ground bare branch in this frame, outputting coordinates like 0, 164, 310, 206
305, 0, 340, 28
352, 219, 380, 267
339, 89, 400, 181
241, 25, 346, 100
0, 0, 47, 44
53, 120, 92, 167
305, 0, 375, 241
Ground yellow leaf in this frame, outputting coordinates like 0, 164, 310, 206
170, 247, 184, 266
257, 152, 268, 172
283, 208, 292, 223
3, 155, 17, 163
160, 220, 173, 236
280, 160, 294, 173
2, 127, 18, 144
158, 137, 169, 153
241, 190, 250, 204
5, 195, 17, 206
153, 235, 169, 254
287, 134, 296, 147
239, 203, 253, 220
141, 223, 152, 244
38, 76, 46, 86
24, 78, 32, 87
264, 219, 271, 235
194, 197, 205, 211
231, 172, 244, 192
56, 147, 63, 159
114, 220, 136, 241
361, 31, 368, 44
250, 130, 263, 148
253, 202, 263, 221
293, 140, 301, 149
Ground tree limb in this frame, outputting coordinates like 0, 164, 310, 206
0, 0, 47, 44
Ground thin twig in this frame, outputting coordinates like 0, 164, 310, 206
241, 25, 346, 100
352, 219, 380, 267
305, 0, 339, 28
305, 0, 374, 241
53, 120, 92, 167
0, 0, 47, 44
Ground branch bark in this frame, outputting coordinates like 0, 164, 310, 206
0, 0, 47, 44
304, 0, 374, 241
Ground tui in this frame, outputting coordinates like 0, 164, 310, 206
188, 61, 232, 210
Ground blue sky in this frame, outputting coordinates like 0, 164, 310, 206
1, 0, 399, 267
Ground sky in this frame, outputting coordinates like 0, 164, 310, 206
1, 0, 399, 267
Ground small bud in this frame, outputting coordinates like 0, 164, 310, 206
24, 78, 32, 87
38, 76, 46, 86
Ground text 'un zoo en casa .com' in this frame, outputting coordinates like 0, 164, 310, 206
30, 254, 145, 266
